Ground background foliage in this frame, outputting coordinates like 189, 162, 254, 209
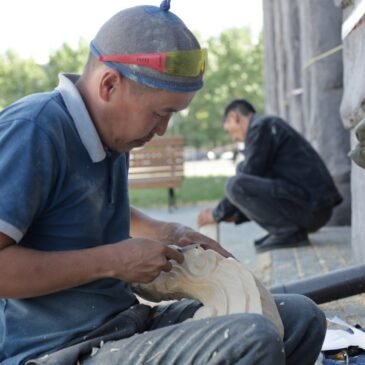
0, 29, 263, 148
0, 39, 88, 108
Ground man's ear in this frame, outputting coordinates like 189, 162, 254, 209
99, 71, 120, 101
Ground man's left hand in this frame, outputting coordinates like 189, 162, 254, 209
172, 225, 234, 258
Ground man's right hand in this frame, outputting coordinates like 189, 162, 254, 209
197, 208, 216, 227
109, 238, 184, 284
0, 235, 183, 299
0, 235, 185, 298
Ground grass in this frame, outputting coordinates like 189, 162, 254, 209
129, 176, 227, 208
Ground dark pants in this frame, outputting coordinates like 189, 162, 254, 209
27, 294, 326, 365
225, 173, 332, 236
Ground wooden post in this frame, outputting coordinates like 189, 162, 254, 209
199, 223, 220, 242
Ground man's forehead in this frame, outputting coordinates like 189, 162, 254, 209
156, 91, 196, 110
225, 111, 238, 120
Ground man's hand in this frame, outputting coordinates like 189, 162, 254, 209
129, 206, 233, 263
0, 234, 184, 298
175, 227, 234, 259
110, 238, 184, 284
197, 208, 216, 227
198, 208, 243, 226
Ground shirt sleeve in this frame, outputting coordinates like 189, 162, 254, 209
0, 119, 58, 242
212, 197, 249, 224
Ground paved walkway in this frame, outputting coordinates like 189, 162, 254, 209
144, 204, 365, 330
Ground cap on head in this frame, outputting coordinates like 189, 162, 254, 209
91, 1, 204, 92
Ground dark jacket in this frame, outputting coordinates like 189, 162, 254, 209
213, 114, 342, 222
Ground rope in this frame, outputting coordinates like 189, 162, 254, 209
302, 44, 343, 71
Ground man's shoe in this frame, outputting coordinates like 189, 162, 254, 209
255, 231, 311, 253
254, 234, 270, 246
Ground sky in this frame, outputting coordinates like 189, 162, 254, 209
0, 0, 263, 64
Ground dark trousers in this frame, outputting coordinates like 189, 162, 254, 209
27, 294, 326, 365
225, 173, 332, 236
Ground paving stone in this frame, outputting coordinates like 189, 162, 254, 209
294, 246, 324, 278
271, 248, 300, 285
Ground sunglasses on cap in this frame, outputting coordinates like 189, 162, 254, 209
98, 48, 207, 77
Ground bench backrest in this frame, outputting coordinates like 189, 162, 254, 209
128, 135, 184, 189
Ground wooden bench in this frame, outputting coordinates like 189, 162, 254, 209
128, 136, 184, 210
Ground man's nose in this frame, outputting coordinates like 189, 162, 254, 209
155, 118, 170, 136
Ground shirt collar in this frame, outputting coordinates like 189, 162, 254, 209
56, 73, 106, 162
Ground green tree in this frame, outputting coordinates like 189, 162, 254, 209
0, 39, 89, 109
170, 28, 264, 149
44, 39, 89, 88
0, 50, 48, 108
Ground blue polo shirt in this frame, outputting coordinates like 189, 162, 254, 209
0, 74, 137, 364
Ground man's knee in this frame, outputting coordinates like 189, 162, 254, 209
295, 295, 326, 340
223, 313, 285, 364
225, 174, 253, 203
275, 294, 327, 343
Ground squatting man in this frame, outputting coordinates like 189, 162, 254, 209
198, 99, 342, 253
